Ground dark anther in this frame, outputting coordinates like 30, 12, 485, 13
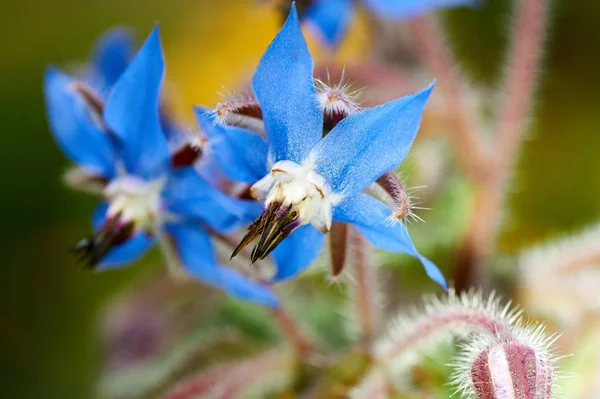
171, 144, 202, 168
231, 201, 301, 263
72, 216, 134, 269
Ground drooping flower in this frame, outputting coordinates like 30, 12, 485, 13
288, 0, 477, 47
196, 5, 446, 288
45, 27, 203, 192
44, 27, 278, 306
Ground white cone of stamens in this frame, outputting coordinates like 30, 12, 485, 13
104, 175, 165, 231
251, 160, 337, 233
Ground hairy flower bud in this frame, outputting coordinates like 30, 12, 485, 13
214, 89, 265, 134
452, 324, 557, 399
314, 73, 361, 132
471, 341, 551, 399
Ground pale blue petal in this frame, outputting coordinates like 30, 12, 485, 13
163, 167, 262, 233
304, 0, 354, 47
333, 193, 447, 288
271, 225, 325, 281
91, 202, 154, 269
104, 26, 169, 179
97, 235, 154, 269
216, 267, 280, 307
252, 4, 323, 163
362, 0, 477, 20
195, 106, 268, 183
310, 82, 434, 196
91, 27, 135, 91
44, 67, 117, 178
167, 222, 278, 306
166, 222, 220, 283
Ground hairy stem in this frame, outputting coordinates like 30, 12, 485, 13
378, 305, 512, 363
454, 0, 550, 291
407, 15, 486, 178
350, 228, 380, 349
161, 350, 287, 399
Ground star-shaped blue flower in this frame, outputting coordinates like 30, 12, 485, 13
302, 0, 477, 47
44, 27, 278, 306
196, 5, 446, 288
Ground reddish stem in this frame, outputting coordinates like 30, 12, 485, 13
350, 228, 380, 348
455, 0, 550, 290
407, 15, 486, 179
162, 350, 285, 399
379, 307, 512, 362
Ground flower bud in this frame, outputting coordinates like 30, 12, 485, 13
471, 341, 551, 399
315, 74, 361, 132
454, 325, 556, 399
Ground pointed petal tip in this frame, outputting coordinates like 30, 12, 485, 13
95, 26, 136, 49
418, 255, 448, 290
141, 24, 164, 63
419, 80, 436, 99
44, 65, 59, 79
281, 1, 303, 40
43, 65, 69, 88
150, 23, 161, 38
289, 2, 299, 21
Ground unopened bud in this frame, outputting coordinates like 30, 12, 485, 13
471, 341, 550, 399
315, 74, 361, 132
214, 89, 265, 135
454, 324, 557, 399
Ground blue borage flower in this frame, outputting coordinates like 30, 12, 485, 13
81, 27, 136, 95
298, 0, 477, 47
44, 27, 278, 306
44, 27, 205, 191
196, 5, 446, 288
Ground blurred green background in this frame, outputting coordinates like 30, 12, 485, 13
2, 0, 600, 397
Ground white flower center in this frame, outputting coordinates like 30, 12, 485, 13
251, 160, 337, 233
103, 175, 165, 232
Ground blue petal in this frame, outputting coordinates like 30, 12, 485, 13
167, 222, 278, 306
216, 267, 280, 307
252, 4, 323, 163
44, 67, 117, 178
104, 26, 169, 179
91, 202, 154, 269
91, 27, 135, 92
309, 82, 434, 196
271, 225, 325, 281
362, 0, 477, 20
163, 167, 262, 233
304, 0, 354, 47
333, 193, 447, 289
195, 107, 268, 183
166, 221, 220, 282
